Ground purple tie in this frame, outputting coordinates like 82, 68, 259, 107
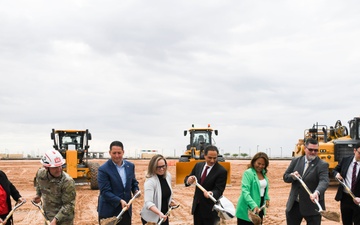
200, 166, 210, 185
352, 162, 357, 192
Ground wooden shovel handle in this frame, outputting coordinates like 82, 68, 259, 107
193, 177, 217, 203
294, 175, 323, 211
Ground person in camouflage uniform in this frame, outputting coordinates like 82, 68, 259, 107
33, 150, 76, 225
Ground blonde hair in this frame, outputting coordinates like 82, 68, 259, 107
146, 154, 167, 178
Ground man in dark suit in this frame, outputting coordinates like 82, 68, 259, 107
283, 138, 329, 225
333, 143, 360, 225
184, 145, 227, 225
97, 141, 140, 225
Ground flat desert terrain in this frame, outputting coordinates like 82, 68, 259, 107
1, 159, 341, 225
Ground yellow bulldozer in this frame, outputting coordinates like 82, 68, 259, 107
293, 117, 360, 176
175, 124, 231, 185
50, 128, 100, 189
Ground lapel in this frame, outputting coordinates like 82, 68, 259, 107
251, 168, 261, 195
342, 157, 353, 177
300, 156, 307, 175
110, 160, 125, 188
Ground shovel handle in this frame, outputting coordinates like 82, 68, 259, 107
294, 175, 323, 211
157, 204, 180, 225
193, 177, 217, 203
336, 177, 360, 207
116, 191, 141, 220
2, 200, 26, 224
31, 200, 51, 225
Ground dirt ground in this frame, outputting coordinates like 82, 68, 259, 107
0, 159, 341, 225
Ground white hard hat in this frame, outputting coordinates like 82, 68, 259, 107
40, 150, 65, 167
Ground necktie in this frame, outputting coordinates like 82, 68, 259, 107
200, 166, 210, 185
303, 161, 310, 175
351, 162, 357, 192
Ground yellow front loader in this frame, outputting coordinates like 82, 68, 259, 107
51, 129, 100, 189
175, 124, 231, 185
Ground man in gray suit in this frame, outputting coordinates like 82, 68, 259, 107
283, 138, 329, 225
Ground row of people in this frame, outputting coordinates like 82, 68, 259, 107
1, 138, 360, 224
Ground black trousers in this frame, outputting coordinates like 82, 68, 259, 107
193, 204, 220, 225
340, 193, 360, 225
285, 201, 321, 225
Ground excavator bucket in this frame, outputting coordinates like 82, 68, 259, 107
175, 160, 231, 185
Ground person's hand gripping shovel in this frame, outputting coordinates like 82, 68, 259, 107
157, 203, 180, 225
189, 176, 235, 221
100, 190, 141, 225
248, 203, 267, 225
0, 199, 26, 225
293, 174, 340, 222
31, 200, 51, 225
336, 176, 360, 207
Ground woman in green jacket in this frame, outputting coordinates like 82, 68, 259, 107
236, 152, 270, 225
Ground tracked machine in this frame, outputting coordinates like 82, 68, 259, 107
293, 117, 360, 176
175, 124, 231, 185
50, 129, 100, 189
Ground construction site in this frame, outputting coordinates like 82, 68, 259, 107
0, 159, 340, 225
4, 119, 360, 224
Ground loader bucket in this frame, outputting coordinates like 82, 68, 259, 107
175, 160, 231, 185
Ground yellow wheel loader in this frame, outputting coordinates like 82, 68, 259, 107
293, 117, 360, 177
175, 124, 231, 185
50, 129, 100, 190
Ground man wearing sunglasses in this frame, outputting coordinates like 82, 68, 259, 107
333, 143, 360, 225
283, 138, 329, 225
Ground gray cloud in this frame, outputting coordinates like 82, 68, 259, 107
1, 0, 360, 158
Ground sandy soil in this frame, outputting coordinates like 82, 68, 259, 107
0, 159, 341, 225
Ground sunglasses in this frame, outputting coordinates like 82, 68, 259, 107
307, 148, 319, 153
156, 165, 167, 170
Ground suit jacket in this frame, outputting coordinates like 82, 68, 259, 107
333, 155, 360, 201
184, 161, 227, 219
283, 156, 329, 216
97, 159, 139, 218
0, 170, 21, 224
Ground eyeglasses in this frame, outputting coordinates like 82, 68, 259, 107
156, 165, 167, 170
307, 148, 319, 153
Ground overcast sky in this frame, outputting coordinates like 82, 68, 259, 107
1, 1, 360, 158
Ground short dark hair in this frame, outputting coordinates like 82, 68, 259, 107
110, 141, 124, 150
305, 138, 318, 146
204, 145, 219, 155
353, 143, 360, 149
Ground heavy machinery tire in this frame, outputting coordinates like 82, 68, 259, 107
217, 156, 225, 162
88, 162, 100, 190
179, 156, 190, 162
